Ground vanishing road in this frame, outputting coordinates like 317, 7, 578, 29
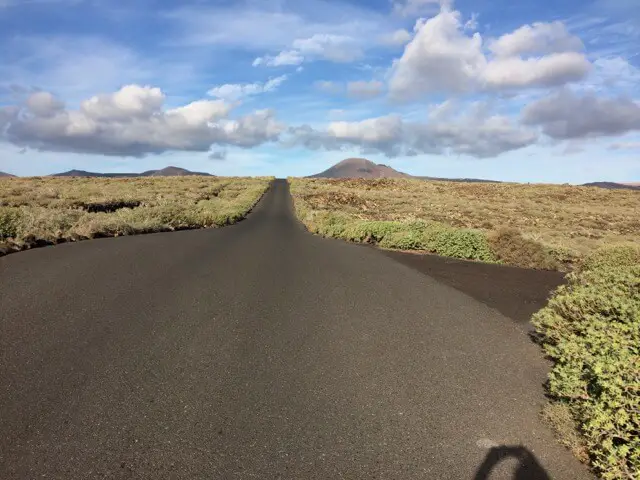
0, 180, 592, 479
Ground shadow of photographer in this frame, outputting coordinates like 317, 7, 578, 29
474, 445, 551, 480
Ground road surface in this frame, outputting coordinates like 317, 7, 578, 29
0, 180, 591, 479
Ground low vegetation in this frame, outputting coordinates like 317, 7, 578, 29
533, 245, 640, 480
289, 177, 639, 270
0, 176, 272, 255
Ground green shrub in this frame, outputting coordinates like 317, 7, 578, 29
312, 212, 349, 237
379, 223, 429, 250
488, 228, 559, 270
425, 227, 496, 262
0, 207, 22, 239
532, 258, 640, 480
579, 244, 640, 273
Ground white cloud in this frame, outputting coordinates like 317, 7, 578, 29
346, 80, 385, 98
389, 9, 485, 97
522, 89, 640, 139
0, 85, 285, 156
207, 75, 288, 101
488, 21, 584, 57
80, 85, 165, 121
388, 10, 591, 99
255, 34, 362, 67
380, 29, 413, 46
483, 53, 591, 89
286, 102, 537, 158
293, 34, 362, 62
253, 51, 304, 67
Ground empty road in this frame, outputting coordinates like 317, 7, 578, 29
0, 180, 591, 479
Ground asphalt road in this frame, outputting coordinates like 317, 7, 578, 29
0, 179, 592, 479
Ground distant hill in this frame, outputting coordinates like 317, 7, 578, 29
309, 158, 411, 179
582, 182, 640, 191
51, 166, 213, 178
0, 171, 15, 177
140, 166, 212, 177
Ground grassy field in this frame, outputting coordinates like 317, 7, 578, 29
0, 176, 272, 255
289, 177, 640, 270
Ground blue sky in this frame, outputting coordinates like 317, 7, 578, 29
1, 0, 639, 182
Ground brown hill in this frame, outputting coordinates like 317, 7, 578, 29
582, 182, 640, 191
51, 166, 212, 177
309, 158, 411, 178
0, 171, 15, 177
140, 166, 212, 177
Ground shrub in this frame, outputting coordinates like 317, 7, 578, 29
425, 227, 496, 262
532, 248, 640, 479
311, 212, 350, 237
0, 207, 22, 239
488, 228, 559, 270
579, 244, 640, 273
379, 222, 429, 250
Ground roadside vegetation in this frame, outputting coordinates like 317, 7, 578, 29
288, 177, 639, 270
534, 245, 640, 480
0, 176, 272, 256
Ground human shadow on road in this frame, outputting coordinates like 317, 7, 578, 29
474, 445, 551, 480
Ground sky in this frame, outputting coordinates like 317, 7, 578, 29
1, 0, 639, 182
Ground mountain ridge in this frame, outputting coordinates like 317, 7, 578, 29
50, 166, 213, 178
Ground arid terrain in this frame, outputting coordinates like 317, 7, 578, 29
289, 177, 640, 269
0, 176, 271, 255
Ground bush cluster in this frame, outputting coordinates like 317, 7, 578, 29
488, 228, 560, 270
532, 245, 640, 480
304, 213, 497, 262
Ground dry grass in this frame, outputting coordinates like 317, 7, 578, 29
0, 176, 272, 255
289, 177, 640, 269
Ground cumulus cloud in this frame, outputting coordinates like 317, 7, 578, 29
522, 90, 640, 139
389, 9, 486, 96
0, 85, 285, 156
207, 75, 287, 100
482, 53, 590, 89
488, 21, 584, 58
388, 9, 590, 99
346, 80, 385, 98
285, 102, 537, 158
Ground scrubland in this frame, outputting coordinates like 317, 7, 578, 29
289, 177, 639, 270
0, 176, 271, 255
